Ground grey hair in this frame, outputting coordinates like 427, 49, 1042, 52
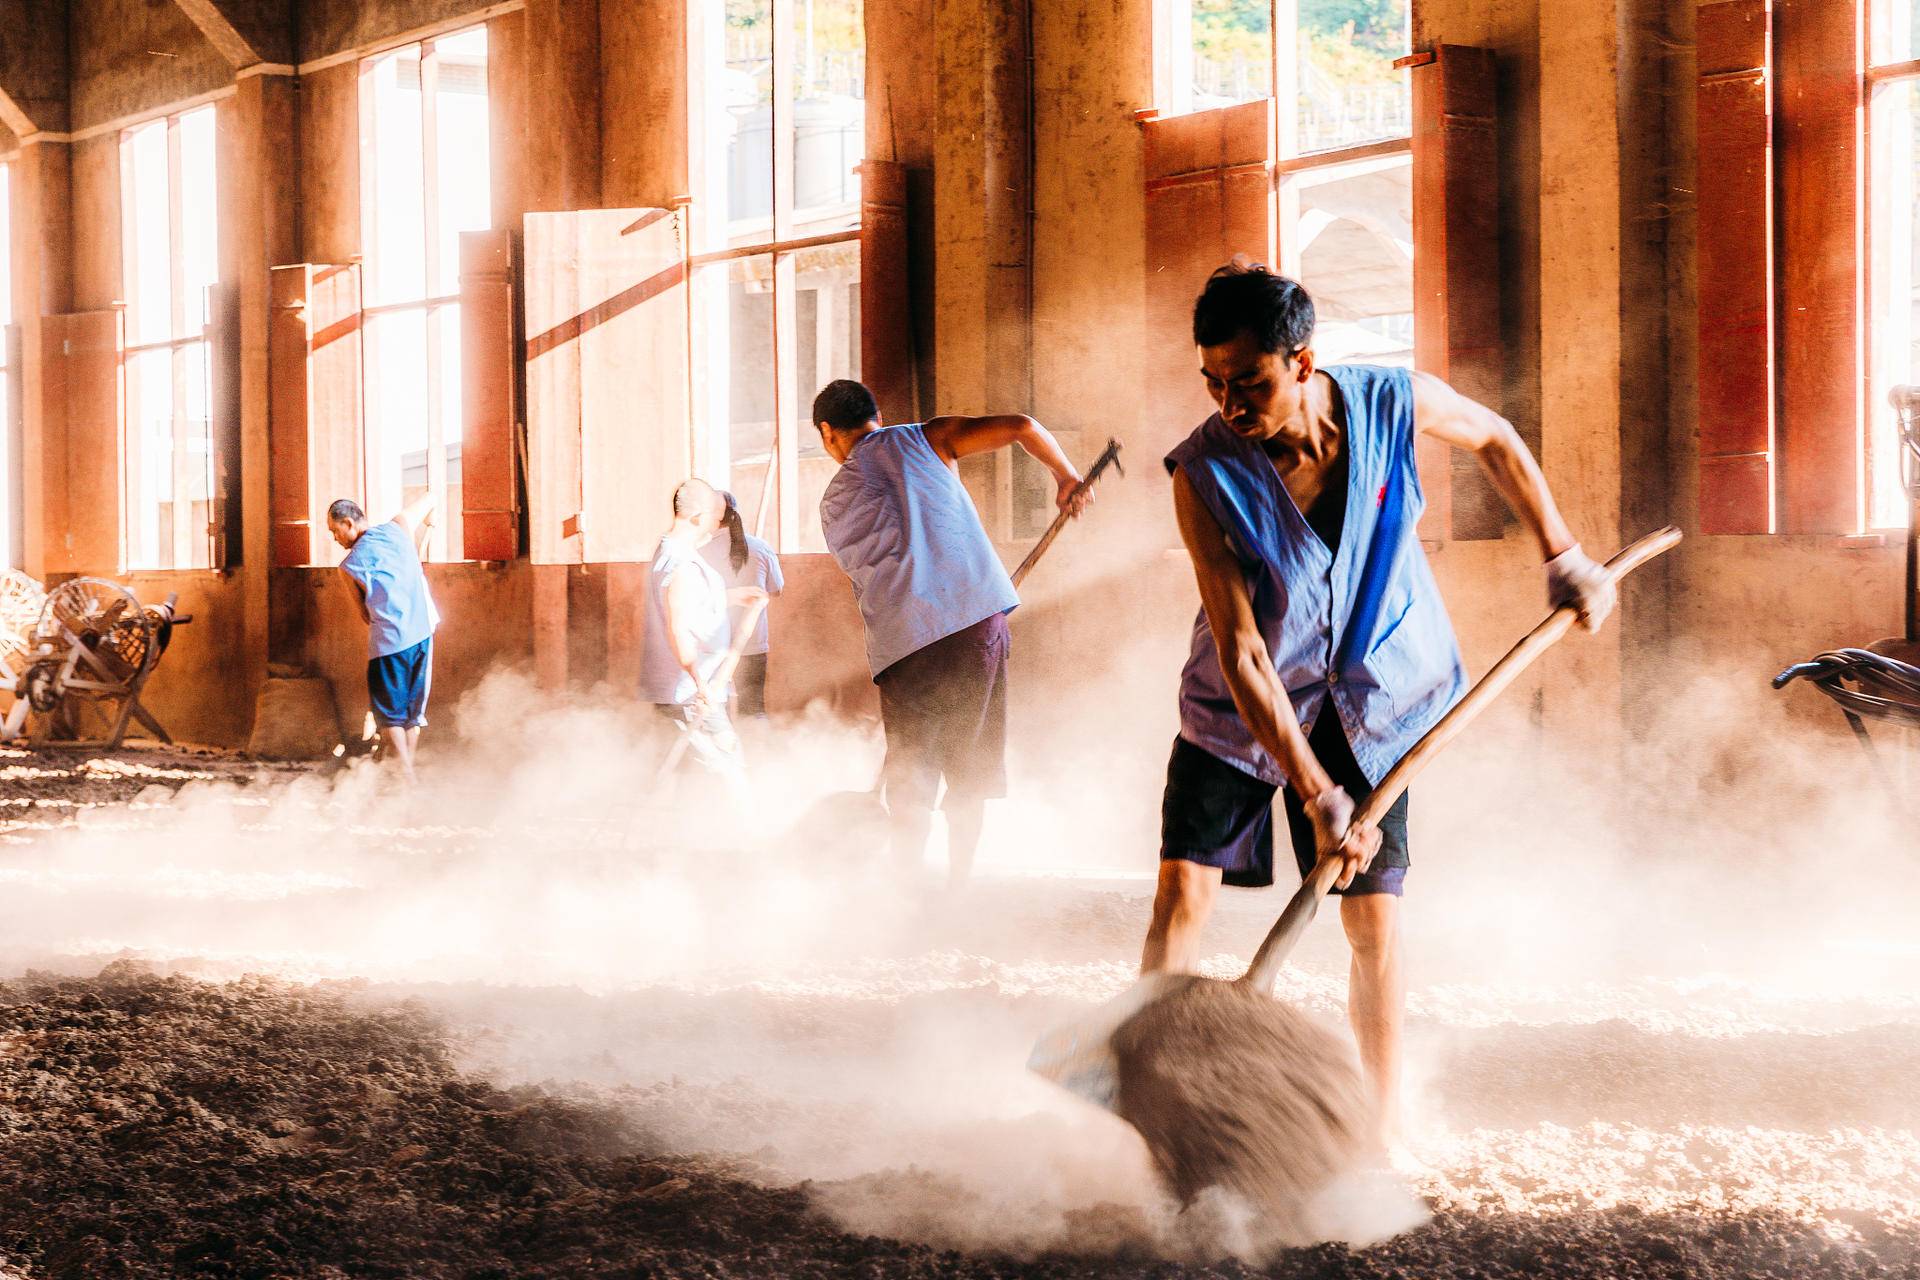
327, 498, 366, 524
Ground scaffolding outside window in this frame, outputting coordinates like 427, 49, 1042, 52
1276, 3, 1413, 370
1870, 0, 1920, 530
119, 107, 219, 572
359, 25, 491, 562
690, 0, 864, 553
1158, 0, 1411, 152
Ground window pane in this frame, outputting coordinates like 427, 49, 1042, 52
694, 258, 777, 532
790, 241, 859, 553
122, 120, 173, 346
365, 308, 430, 523
1873, 0, 1919, 64
1870, 79, 1920, 530
181, 340, 214, 569
125, 348, 174, 569
789, 0, 864, 233
725, 0, 775, 244
434, 302, 465, 561
177, 106, 219, 335
1285, 152, 1413, 366
365, 47, 428, 305
1292, 0, 1410, 154
432, 27, 491, 295
1193, 0, 1271, 109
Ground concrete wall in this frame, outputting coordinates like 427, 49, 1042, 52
69, 0, 227, 130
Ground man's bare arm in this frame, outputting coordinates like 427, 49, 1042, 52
1173, 466, 1332, 801
1411, 371, 1574, 561
395, 492, 438, 549
923, 414, 1089, 514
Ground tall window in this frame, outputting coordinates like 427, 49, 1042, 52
1278, 4, 1413, 366
1869, 0, 1920, 529
690, 0, 865, 553
119, 107, 219, 570
1156, 2, 1413, 366
0, 161, 13, 569
359, 26, 491, 561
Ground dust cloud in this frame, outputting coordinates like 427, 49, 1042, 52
0, 582, 1916, 1265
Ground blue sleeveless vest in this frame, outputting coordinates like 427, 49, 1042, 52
1167, 364, 1467, 787
820, 424, 1020, 677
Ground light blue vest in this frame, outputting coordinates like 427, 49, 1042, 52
820, 424, 1019, 677
1168, 364, 1468, 787
339, 520, 439, 659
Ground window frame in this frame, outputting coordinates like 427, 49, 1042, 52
356, 26, 491, 562
687, 0, 864, 554
1866, 1, 1920, 531
117, 106, 220, 572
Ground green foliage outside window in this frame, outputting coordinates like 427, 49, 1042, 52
1194, 0, 1409, 92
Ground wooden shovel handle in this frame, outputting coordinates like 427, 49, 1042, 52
1241, 526, 1682, 992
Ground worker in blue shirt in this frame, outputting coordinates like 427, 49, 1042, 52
330, 493, 439, 782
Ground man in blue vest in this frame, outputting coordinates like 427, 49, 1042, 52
330, 493, 439, 782
1140, 263, 1614, 1137
816, 379, 1088, 889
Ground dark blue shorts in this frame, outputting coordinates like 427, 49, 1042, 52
367, 637, 432, 730
1159, 713, 1410, 896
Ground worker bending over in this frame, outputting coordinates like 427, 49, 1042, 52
641, 478, 763, 784
1141, 264, 1614, 1137
815, 379, 1088, 889
330, 493, 439, 782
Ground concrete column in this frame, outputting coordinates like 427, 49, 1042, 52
934, 0, 1032, 535
523, 0, 603, 213
1533, 0, 1676, 768
225, 72, 300, 715
12, 138, 72, 582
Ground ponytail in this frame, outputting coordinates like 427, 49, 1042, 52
722, 491, 749, 573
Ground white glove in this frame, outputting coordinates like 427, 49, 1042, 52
1545, 544, 1615, 633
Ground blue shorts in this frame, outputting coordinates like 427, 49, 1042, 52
1159, 713, 1410, 896
367, 637, 432, 730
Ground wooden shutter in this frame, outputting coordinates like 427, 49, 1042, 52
524, 208, 691, 564
460, 229, 520, 562
1697, 0, 1775, 534
1774, 0, 1862, 534
267, 263, 363, 567
1409, 45, 1500, 541
1142, 99, 1276, 461
40, 310, 125, 574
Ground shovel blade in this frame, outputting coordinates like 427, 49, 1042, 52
1027, 972, 1185, 1113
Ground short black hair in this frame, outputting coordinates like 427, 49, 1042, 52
1192, 261, 1316, 358
812, 379, 879, 433
327, 498, 365, 524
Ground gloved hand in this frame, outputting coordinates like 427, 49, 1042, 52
1545, 544, 1615, 633
1303, 786, 1381, 890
